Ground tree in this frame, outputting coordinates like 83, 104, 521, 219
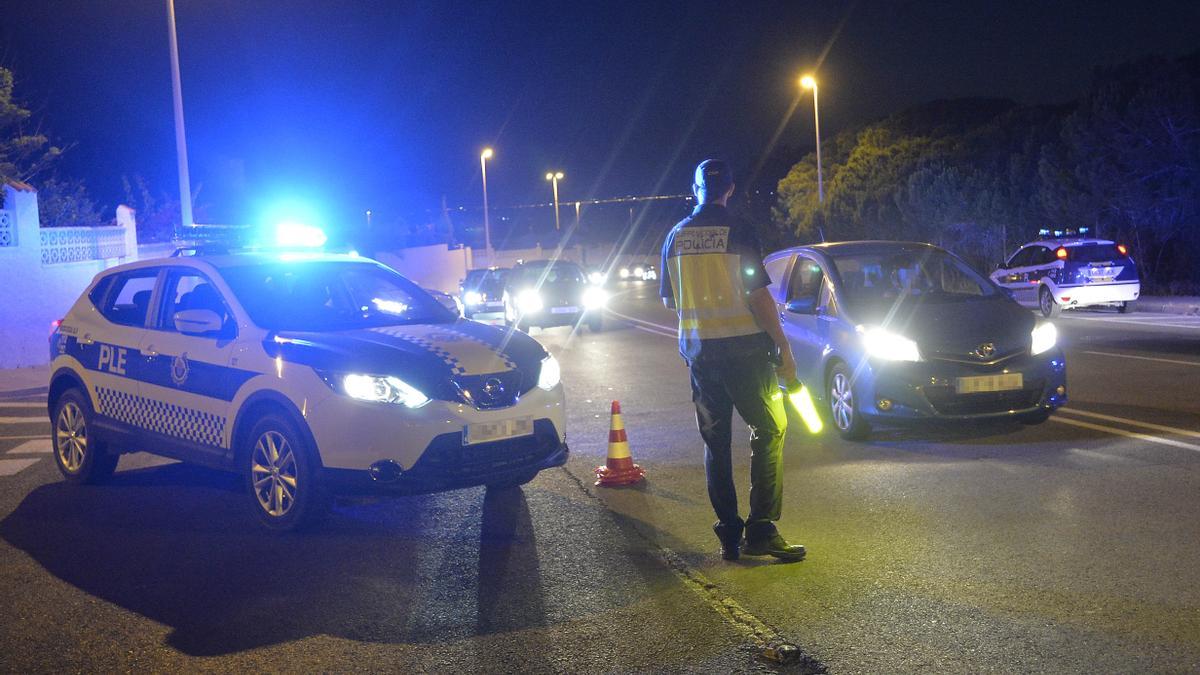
37, 177, 106, 228
0, 67, 61, 203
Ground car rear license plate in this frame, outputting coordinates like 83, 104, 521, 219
955, 373, 1023, 394
464, 417, 533, 445
550, 305, 579, 314
1089, 276, 1114, 283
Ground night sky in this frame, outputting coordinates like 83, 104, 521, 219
2, 0, 1197, 229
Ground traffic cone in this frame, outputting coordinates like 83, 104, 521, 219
595, 400, 646, 487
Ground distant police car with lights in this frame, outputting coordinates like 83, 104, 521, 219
991, 229, 1140, 317
48, 251, 567, 530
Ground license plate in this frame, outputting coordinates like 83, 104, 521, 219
955, 373, 1023, 394
550, 305, 579, 314
463, 417, 533, 445
1088, 276, 1114, 283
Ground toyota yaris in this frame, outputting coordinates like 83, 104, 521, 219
767, 241, 1066, 440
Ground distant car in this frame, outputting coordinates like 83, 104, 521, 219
424, 288, 463, 317
768, 241, 1066, 440
459, 267, 508, 319
48, 251, 567, 531
991, 232, 1140, 317
503, 260, 607, 332
641, 264, 658, 281
585, 267, 608, 286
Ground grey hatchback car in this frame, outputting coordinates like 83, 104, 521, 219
766, 241, 1067, 440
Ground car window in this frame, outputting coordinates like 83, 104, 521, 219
1008, 247, 1035, 268
831, 248, 995, 310
1032, 246, 1057, 265
159, 269, 234, 335
763, 256, 791, 302
787, 257, 824, 304
98, 269, 160, 327
1069, 244, 1126, 263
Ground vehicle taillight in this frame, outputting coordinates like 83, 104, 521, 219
1117, 244, 1128, 256
1055, 247, 1068, 260
50, 319, 62, 337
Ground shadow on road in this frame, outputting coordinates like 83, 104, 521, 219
0, 462, 553, 656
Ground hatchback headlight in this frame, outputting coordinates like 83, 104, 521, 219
582, 287, 609, 310
515, 289, 544, 313
341, 374, 430, 408
859, 326, 921, 362
1031, 322, 1057, 356
538, 355, 561, 390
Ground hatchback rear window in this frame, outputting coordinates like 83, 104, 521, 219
1068, 244, 1127, 263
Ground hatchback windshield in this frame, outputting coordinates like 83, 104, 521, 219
1068, 243, 1128, 263
464, 268, 506, 291
830, 248, 996, 309
222, 261, 455, 330
510, 262, 585, 287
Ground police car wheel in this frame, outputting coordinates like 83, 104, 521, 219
243, 413, 327, 531
829, 363, 870, 441
1039, 287, 1062, 318
52, 389, 118, 484
1118, 301, 1135, 314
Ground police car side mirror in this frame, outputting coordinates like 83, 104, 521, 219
785, 298, 817, 315
174, 309, 224, 336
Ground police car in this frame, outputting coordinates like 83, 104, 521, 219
991, 229, 1140, 317
48, 249, 568, 530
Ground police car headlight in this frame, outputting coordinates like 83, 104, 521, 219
859, 326, 921, 362
515, 289, 543, 313
537, 355, 561, 390
342, 373, 430, 408
464, 291, 483, 306
582, 287, 608, 310
1031, 322, 1057, 356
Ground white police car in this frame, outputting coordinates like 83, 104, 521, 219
991, 229, 1140, 317
48, 251, 567, 530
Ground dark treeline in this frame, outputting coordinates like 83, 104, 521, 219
774, 51, 1200, 294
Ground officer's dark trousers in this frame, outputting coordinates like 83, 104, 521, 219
689, 352, 788, 542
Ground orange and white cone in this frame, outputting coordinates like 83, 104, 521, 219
595, 400, 645, 487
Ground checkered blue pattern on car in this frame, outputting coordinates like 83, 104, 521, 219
96, 386, 227, 448
370, 325, 516, 375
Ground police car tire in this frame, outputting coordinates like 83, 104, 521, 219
1118, 301, 1136, 314
52, 388, 118, 484
242, 413, 328, 532
829, 363, 870, 441
1039, 287, 1062, 318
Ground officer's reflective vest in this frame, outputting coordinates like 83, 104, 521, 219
667, 225, 760, 341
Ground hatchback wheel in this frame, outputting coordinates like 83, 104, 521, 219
829, 363, 870, 441
1118, 300, 1135, 314
1039, 287, 1062, 318
52, 388, 118, 484
243, 413, 327, 531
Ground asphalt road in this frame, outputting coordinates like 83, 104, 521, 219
1, 284, 1198, 672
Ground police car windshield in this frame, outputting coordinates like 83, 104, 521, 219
222, 262, 456, 331
830, 248, 996, 309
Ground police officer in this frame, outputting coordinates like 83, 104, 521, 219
660, 159, 805, 562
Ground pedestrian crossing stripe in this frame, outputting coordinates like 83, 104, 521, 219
0, 416, 48, 424
6, 439, 51, 455
0, 458, 41, 476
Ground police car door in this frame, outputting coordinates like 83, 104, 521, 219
137, 266, 241, 462
85, 267, 161, 428
994, 246, 1038, 307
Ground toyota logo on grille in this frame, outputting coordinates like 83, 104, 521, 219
481, 377, 505, 401
972, 342, 997, 359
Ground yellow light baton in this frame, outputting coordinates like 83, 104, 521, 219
782, 378, 824, 434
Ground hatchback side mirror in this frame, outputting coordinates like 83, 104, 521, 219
785, 298, 817, 315
174, 309, 223, 336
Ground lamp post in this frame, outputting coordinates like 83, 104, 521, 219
800, 75, 823, 204
166, 0, 193, 229
545, 171, 564, 231
480, 148, 494, 261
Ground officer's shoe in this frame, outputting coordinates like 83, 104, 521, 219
713, 520, 744, 561
742, 533, 806, 562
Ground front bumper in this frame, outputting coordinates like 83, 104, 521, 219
854, 349, 1067, 423
519, 306, 599, 328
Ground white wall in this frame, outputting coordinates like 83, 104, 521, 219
0, 184, 139, 368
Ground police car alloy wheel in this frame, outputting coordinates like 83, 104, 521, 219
829, 363, 869, 441
52, 389, 118, 484
243, 412, 327, 531
1039, 287, 1062, 318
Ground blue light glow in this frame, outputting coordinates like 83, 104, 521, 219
275, 221, 327, 248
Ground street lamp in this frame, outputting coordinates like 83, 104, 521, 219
799, 75, 823, 204
166, 0, 193, 229
480, 148, 494, 261
545, 171, 564, 231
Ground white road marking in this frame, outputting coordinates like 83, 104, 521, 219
0, 458, 41, 476
605, 308, 677, 337
0, 402, 48, 408
6, 439, 51, 455
1079, 351, 1200, 367
1063, 314, 1200, 329
1050, 416, 1200, 453
0, 434, 54, 441
0, 416, 48, 424
1057, 408, 1200, 439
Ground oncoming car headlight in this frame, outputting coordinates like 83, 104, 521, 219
1031, 322, 1057, 356
582, 286, 609, 310
515, 289, 544, 314
619, 267, 631, 279
340, 373, 430, 408
859, 326, 921, 362
464, 291, 483, 306
538, 355, 561, 390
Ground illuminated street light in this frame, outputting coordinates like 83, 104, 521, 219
166, 0, 193, 229
481, 148, 494, 261
799, 74, 823, 204
545, 171, 564, 231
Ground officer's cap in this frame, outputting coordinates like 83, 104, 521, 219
694, 159, 734, 193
